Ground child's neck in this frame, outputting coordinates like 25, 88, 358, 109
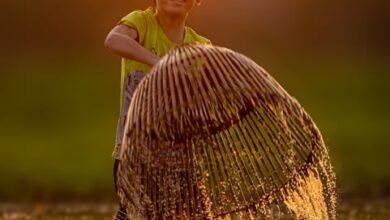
154, 10, 187, 45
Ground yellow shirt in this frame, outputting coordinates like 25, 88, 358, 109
117, 6, 212, 111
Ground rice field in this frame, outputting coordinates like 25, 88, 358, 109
1, 198, 389, 220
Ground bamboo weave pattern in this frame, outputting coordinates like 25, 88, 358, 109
117, 44, 334, 219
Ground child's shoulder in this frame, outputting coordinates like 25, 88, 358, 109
186, 28, 212, 45
121, 7, 153, 20
185, 26, 212, 45
117, 7, 155, 42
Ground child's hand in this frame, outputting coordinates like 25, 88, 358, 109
150, 55, 161, 67
104, 24, 160, 67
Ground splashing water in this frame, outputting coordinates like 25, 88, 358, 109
210, 161, 337, 220
194, 140, 337, 220
284, 167, 336, 220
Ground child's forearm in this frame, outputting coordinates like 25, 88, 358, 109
105, 31, 160, 67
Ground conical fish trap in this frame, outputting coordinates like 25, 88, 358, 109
117, 44, 336, 219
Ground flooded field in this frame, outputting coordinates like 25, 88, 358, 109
1, 197, 389, 220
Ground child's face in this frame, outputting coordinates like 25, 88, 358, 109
155, 0, 201, 16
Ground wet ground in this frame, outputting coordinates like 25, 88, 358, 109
1, 198, 389, 220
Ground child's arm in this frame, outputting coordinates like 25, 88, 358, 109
104, 24, 160, 67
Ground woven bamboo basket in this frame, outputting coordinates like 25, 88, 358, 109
117, 44, 335, 219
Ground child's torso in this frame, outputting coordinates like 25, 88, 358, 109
118, 7, 211, 111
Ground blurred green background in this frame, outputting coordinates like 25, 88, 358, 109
0, 0, 389, 203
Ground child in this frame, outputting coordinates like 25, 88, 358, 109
104, 0, 211, 219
